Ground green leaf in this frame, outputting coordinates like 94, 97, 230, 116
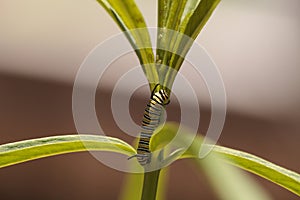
119, 168, 168, 200
150, 122, 300, 197
183, 143, 300, 196
96, 0, 158, 90
0, 134, 136, 168
150, 123, 271, 199
194, 154, 271, 200
119, 173, 144, 200
211, 146, 300, 197
156, 0, 221, 90
179, 0, 221, 40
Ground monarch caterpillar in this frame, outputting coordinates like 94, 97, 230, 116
129, 84, 170, 166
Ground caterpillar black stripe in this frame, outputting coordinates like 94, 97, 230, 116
129, 84, 170, 166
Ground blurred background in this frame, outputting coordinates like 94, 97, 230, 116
0, 0, 299, 199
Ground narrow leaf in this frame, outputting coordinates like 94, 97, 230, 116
96, 0, 158, 89
150, 122, 300, 197
212, 146, 300, 196
156, 0, 221, 89
194, 155, 271, 200
119, 173, 144, 200
0, 134, 136, 168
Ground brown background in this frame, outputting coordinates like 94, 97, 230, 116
0, 73, 299, 199
1, 0, 300, 199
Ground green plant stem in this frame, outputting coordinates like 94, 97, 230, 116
141, 170, 161, 200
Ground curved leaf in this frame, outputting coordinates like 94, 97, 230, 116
150, 122, 300, 197
211, 146, 300, 197
0, 134, 136, 168
119, 173, 144, 200
156, 0, 221, 90
96, 0, 158, 89
194, 154, 271, 200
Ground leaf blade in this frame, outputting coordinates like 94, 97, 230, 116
119, 173, 144, 200
194, 154, 271, 200
156, 0, 221, 89
96, 0, 159, 89
212, 145, 300, 196
150, 122, 300, 197
0, 134, 136, 168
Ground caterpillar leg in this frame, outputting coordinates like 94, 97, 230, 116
128, 153, 151, 166
132, 84, 170, 166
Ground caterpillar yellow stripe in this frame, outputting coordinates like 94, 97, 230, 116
129, 84, 170, 166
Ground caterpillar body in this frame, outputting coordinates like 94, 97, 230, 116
131, 85, 170, 166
